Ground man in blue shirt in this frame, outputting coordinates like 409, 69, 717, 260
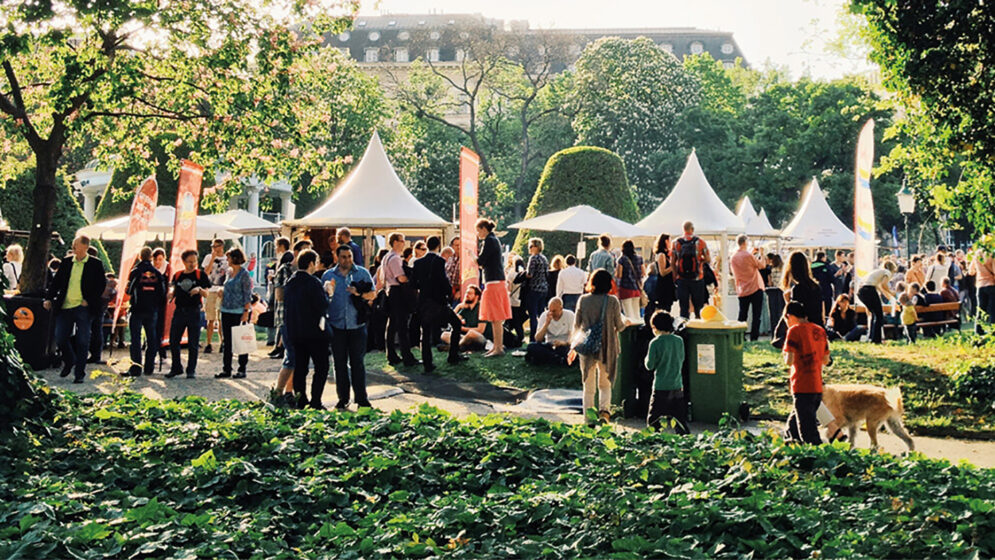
322, 244, 376, 409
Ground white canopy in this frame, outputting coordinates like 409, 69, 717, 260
78, 206, 240, 241
509, 205, 652, 237
285, 131, 449, 229
780, 177, 854, 249
736, 196, 780, 237
204, 209, 281, 236
636, 150, 745, 236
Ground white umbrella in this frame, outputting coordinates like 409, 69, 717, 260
509, 205, 651, 237
78, 206, 240, 241
203, 209, 281, 236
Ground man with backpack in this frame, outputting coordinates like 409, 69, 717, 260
671, 221, 711, 319
126, 247, 166, 377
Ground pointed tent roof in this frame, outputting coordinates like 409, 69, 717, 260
756, 209, 778, 235
508, 205, 652, 237
781, 177, 854, 248
736, 196, 780, 237
736, 196, 759, 221
286, 131, 449, 229
636, 150, 744, 236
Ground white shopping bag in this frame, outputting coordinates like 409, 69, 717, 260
231, 323, 257, 356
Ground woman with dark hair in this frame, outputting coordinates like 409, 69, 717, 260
826, 294, 864, 341
781, 251, 824, 326
216, 247, 253, 379
569, 269, 630, 424
525, 238, 550, 342
615, 239, 644, 320
476, 218, 511, 356
764, 253, 785, 330
644, 234, 675, 326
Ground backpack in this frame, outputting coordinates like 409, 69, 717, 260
675, 236, 702, 280
129, 264, 164, 309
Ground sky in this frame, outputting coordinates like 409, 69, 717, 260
358, 0, 875, 80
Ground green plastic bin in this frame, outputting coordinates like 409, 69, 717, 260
611, 326, 642, 417
683, 320, 748, 424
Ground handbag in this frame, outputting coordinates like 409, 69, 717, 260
231, 322, 257, 355
573, 295, 609, 356
256, 310, 274, 328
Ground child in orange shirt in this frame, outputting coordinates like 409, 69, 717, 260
783, 301, 830, 444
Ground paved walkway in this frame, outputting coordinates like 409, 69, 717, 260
38, 345, 995, 469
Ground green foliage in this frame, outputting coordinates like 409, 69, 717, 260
0, 169, 86, 256
2, 393, 994, 558
0, 298, 57, 430
512, 146, 638, 259
571, 37, 700, 212
953, 363, 995, 414
389, 114, 464, 220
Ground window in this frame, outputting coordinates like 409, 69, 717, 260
721, 42, 734, 55
427, 48, 439, 62
660, 43, 674, 54
689, 41, 704, 55
395, 47, 408, 62
398, 31, 410, 41
429, 31, 440, 40
338, 31, 350, 42
364, 48, 379, 62
368, 31, 380, 41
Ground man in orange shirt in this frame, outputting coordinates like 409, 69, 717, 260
730, 234, 767, 341
783, 301, 830, 444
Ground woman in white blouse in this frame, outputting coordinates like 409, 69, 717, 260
3, 244, 23, 291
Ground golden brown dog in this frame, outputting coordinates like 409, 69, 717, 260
821, 384, 915, 451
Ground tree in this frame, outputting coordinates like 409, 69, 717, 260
851, 0, 995, 236
570, 37, 700, 212
0, 0, 357, 294
512, 146, 638, 259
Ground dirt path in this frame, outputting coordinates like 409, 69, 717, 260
40, 346, 995, 469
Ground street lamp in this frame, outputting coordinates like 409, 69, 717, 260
896, 181, 915, 259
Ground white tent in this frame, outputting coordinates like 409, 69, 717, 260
509, 205, 652, 237
284, 131, 450, 229
204, 209, 281, 236
636, 150, 745, 236
78, 206, 240, 241
781, 177, 854, 249
736, 196, 780, 237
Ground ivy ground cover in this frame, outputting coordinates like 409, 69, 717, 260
2, 392, 994, 558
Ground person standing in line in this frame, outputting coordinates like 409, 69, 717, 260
412, 236, 466, 373
383, 232, 418, 367
151, 247, 169, 359
644, 311, 688, 434
125, 247, 166, 377
782, 302, 830, 445
283, 249, 331, 409
3, 244, 23, 290
216, 248, 253, 379
265, 237, 291, 348
44, 235, 107, 383
525, 238, 550, 342
336, 227, 363, 266
166, 249, 211, 378
671, 221, 710, 319
856, 261, 897, 344
323, 244, 377, 409
272, 240, 310, 397
556, 254, 587, 312
586, 234, 615, 276
730, 234, 767, 341
568, 269, 630, 424
201, 239, 228, 354
644, 234, 676, 326
476, 218, 512, 357
615, 240, 644, 320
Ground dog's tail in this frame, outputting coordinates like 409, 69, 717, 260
885, 387, 903, 413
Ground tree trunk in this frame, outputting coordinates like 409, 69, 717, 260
19, 147, 60, 296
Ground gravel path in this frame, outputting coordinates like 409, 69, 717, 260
37, 345, 995, 469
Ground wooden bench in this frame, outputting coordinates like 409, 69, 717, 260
855, 302, 961, 334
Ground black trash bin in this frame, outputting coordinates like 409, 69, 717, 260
4, 295, 56, 370
612, 324, 655, 419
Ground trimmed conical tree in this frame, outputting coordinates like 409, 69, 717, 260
512, 146, 639, 260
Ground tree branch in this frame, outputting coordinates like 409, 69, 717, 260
1, 60, 42, 147
79, 110, 210, 122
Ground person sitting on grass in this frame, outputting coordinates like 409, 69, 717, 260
644, 310, 689, 434
524, 297, 575, 366
441, 285, 492, 352
783, 301, 830, 445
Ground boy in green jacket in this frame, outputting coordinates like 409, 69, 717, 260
645, 311, 689, 434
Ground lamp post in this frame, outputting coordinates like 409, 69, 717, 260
896, 181, 915, 260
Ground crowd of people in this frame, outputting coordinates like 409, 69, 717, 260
8, 218, 995, 434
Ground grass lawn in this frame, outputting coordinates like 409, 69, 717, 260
744, 331, 995, 439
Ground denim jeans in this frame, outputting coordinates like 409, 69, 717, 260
526, 289, 548, 342
676, 278, 706, 319
88, 305, 106, 361
331, 326, 369, 406
170, 306, 202, 376
561, 293, 580, 312
129, 310, 158, 374
54, 306, 92, 380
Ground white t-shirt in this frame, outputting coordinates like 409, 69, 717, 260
863, 268, 892, 290
3, 261, 21, 289
538, 309, 576, 344
202, 253, 229, 286
925, 261, 950, 289
556, 265, 587, 298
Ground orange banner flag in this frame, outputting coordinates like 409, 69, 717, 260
112, 176, 158, 326
162, 160, 205, 347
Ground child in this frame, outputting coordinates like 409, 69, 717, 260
783, 301, 830, 444
899, 292, 918, 343
644, 311, 689, 434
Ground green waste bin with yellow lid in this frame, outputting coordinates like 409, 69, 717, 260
682, 305, 749, 424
